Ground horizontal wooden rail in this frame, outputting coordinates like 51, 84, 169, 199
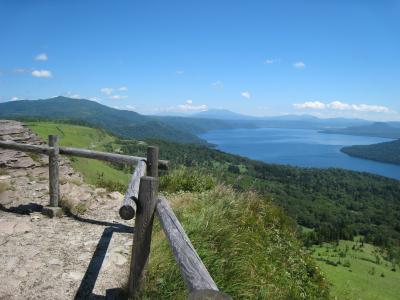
119, 160, 147, 220
0, 141, 168, 169
156, 196, 220, 292
0, 140, 53, 155
59, 147, 169, 169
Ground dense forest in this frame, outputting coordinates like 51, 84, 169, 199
111, 138, 400, 251
342, 139, 400, 165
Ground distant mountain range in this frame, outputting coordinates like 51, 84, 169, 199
321, 122, 400, 139
193, 109, 372, 128
1, 98, 399, 143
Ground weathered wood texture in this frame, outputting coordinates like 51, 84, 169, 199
119, 160, 147, 220
48, 135, 60, 207
0, 140, 52, 154
156, 196, 219, 292
128, 176, 159, 297
188, 290, 232, 300
0, 141, 169, 169
146, 146, 159, 177
59, 146, 168, 169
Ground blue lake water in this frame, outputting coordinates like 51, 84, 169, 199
199, 128, 400, 180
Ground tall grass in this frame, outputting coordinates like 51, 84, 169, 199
142, 183, 330, 299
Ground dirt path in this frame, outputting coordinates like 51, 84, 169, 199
0, 120, 133, 300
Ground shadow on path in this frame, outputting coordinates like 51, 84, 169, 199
1, 202, 134, 299
0, 202, 43, 215
74, 226, 133, 300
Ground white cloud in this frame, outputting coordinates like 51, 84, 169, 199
293, 101, 326, 110
11, 96, 19, 101
293, 61, 306, 69
351, 104, 390, 113
112, 105, 121, 110
119, 86, 128, 91
100, 87, 114, 95
264, 58, 279, 64
327, 101, 351, 110
126, 105, 136, 111
211, 80, 223, 88
35, 53, 48, 61
110, 95, 128, 100
89, 97, 101, 102
171, 100, 208, 112
13, 68, 30, 73
294, 100, 391, 113
241, 91, 251, 99
31, 69, 52, 78
64, 91, 81, 99
176, 70, 184, 75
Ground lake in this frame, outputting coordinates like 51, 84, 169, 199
199, 128, 400, 180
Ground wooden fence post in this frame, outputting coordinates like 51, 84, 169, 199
128, 176, 159, 298
146, 146, 159, 177
48, 135, 59, 207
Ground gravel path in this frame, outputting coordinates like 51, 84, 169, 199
0, 120, 133, 299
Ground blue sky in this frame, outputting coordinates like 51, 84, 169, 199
1, 0, 399, 120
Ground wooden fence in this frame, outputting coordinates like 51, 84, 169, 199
0, 136, 232, 299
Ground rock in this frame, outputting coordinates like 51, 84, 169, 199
30, 214, 41, 222
108, 191, 123, 201
109, 253, 127, 266
78, 252, 92, 261
0, 220, 15, 235
13, 221, 32, 234
95, 188, 107, 194
17, 269, 28, 277
0, 175, 11, 180
67, 271, 84, 281
0, 191, 14, 205
48, 258, 63, 266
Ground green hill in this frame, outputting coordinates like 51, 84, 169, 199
0, 97, 207, 144
342, 139, 400, 165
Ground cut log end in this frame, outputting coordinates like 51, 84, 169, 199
119, 204, 136, 220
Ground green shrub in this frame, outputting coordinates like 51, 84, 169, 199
160, 167, 215, 193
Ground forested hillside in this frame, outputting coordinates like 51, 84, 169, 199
342, 139, 400, 165
0, 97, 218, 144
117, 138, 400, 249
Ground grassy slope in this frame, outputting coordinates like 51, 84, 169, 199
143, 182, 329, 299
312, 240, 400, 300
27, 122, 131, 189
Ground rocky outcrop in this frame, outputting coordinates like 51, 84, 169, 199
0, 120, 133, 299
